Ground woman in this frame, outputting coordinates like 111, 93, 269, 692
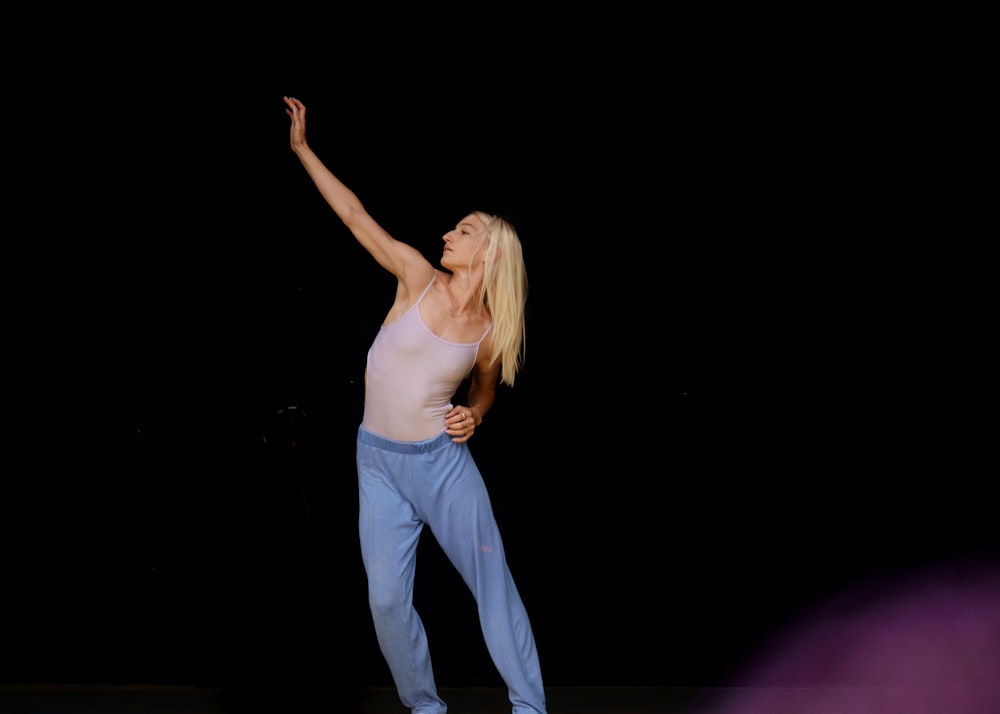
284, 96, 547, 714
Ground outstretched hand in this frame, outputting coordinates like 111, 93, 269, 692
284, 96, 308, 152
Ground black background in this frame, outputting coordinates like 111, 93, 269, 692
6, 11, 995, 702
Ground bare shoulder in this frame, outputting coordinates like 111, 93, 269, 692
402, 262, 436, 296
477, 330, 498, 364
473, 340, 501, 382
380, 263, 436, 326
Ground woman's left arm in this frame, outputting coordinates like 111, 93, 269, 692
446, 359, 500, 442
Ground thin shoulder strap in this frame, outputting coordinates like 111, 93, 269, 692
415, 274, 436, 304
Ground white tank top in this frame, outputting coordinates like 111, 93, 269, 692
363, 275, 492, 441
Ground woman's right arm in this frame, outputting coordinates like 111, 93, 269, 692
284, 96, 427, 282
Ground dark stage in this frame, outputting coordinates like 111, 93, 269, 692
8, 17, 998, 714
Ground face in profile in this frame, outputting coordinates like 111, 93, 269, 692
441, 214, 489, 270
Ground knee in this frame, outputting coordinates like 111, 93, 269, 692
368, 587, 405, 621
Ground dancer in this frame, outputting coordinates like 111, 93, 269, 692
284, 95, 547, 714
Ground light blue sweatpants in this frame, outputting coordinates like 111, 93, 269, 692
356, 425, 547, 714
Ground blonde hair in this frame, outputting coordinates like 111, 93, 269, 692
472, 211, 527, 387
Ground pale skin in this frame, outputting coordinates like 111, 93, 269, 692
284, 95, 499, 443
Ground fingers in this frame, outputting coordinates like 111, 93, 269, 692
448, 409, 474, 442
283, 96, 306, 119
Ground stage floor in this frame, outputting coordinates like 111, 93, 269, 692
5, 683, 1000, 713
0, 684, 706, 714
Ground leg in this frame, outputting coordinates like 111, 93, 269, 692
357, 432, 447, 714
419, 442, 547, 714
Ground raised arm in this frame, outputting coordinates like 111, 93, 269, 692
284, 96, 429, 283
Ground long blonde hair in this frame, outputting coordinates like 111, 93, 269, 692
472, 211, 527, 387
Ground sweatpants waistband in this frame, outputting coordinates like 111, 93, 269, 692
357, 424, 452, 454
